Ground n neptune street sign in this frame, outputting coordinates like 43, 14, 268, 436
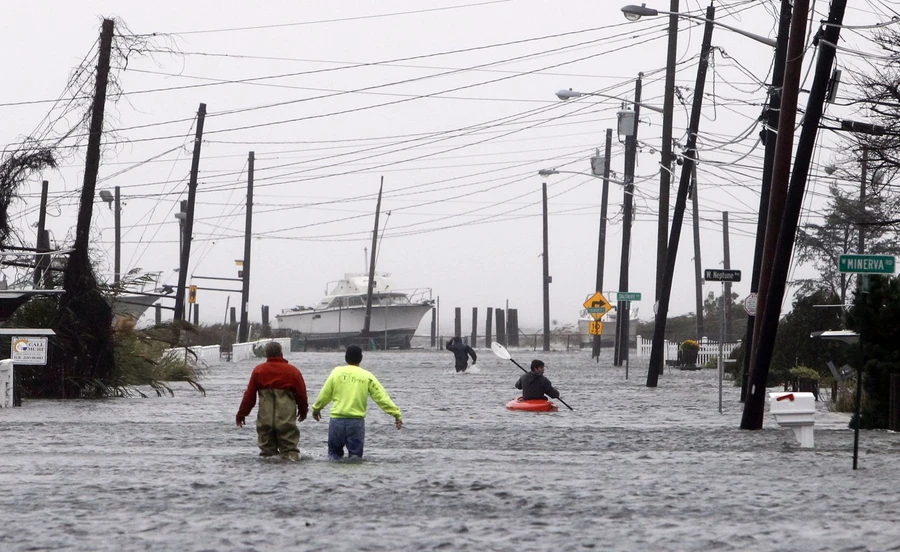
704, 269, 742, 282
838, 254, 895, 274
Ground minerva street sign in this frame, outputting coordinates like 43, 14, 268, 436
838, 254, 896, 274
704, 269, 742, 282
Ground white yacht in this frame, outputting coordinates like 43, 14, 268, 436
276, 273, 432, 349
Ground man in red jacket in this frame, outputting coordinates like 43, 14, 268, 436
236, 341, 308, 461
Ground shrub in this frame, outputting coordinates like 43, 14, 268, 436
788, 365, 820, 381
680, 339, 700, 352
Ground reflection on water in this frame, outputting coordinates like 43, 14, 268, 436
1, 348, 897, 551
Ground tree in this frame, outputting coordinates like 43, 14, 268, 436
845, 276, 900, 429
795, 183, 900, 304
726, 290, 845, 385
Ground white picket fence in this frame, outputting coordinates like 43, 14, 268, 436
230, 338, 290, 363
162, 344, 222, 367
635, 336, 740, 366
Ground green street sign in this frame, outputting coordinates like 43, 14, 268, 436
838, 254, 896, 274
616, 292, 641, 302
586, 307, 608, 314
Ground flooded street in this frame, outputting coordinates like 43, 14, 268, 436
2, 347, 898, 551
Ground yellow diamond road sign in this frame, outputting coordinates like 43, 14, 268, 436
583, 292, 613, 320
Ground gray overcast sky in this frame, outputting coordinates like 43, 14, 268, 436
1, 0, 892, 335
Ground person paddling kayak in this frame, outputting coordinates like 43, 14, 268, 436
515, 359, 560, 401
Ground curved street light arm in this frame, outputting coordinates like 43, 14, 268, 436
621, 5, 776, 47
555, 89, 664, 113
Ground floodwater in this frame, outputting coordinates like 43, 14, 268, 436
1, 347, 898, 551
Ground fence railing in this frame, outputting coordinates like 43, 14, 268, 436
635, 336, 740, 365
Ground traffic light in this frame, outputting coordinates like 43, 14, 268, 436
188, 285, 197, 304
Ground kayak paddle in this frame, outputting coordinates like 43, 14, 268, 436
491, 342, 573, 411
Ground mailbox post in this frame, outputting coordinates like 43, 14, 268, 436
812, 330, 861, 468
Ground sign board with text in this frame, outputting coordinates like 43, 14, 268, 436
589, 321, 603, 335
616, 292, 641, 302
838, 254, 895, 274
704, 269, 742, 282
583, 292, 613, 320
11, 336, 48, 365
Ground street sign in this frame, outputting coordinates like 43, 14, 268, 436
704, 269, 742, 282
838, 254, 895, 274
617, 292, 641, 302
744, 292, 758, 316
11, 337, 48, 365
589, 321, 603, 335
583, 292, 613, 320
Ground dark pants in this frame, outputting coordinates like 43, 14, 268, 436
455, 364, 467, 373
256, 389, 300, 460
327, 417, 366, 459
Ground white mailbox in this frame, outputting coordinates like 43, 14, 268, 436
768, 392, 816, 448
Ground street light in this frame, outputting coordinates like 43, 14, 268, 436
621, 4, 777, 47
538, 168, 633, 187
556, 89, 664, 113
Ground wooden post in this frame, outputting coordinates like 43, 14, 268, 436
155, 304, 161, 326
485, 307, 493, 348
193, 303, 199, 326
471, 307, 478, 348
454, 307, 461, 338
496, 309, 506, 347
114, 186, 121, 284
430, 307, 436, 348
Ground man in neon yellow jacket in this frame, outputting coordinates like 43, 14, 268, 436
311, 345, 403, 459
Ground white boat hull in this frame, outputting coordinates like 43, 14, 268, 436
276, 303, 432, 349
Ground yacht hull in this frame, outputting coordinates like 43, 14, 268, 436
276, 303, 431, 350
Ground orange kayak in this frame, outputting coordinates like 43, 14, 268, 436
506, 397, 559, 412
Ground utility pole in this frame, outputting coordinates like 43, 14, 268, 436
859, 146, 868, 255
646, 5, 715, 387
238, 151, 254, 343
114, 186, 121, 285
740, 0, 792, 402
174, 103, 207, 322
592, 129, 613, 360
722, 211, 732, 341
362, 177, 383, 337
657, 0, 680, 301
691, 164, 704, 340
542, 181, 551, 352
742, 0, 845, 429
614, 76, 642, 366
60, 18, 116, 386
34, 180, 49, 286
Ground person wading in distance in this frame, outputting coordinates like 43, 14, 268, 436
311, 345, 403, 460
236, 341, 308, 461
445, 336, 477, 373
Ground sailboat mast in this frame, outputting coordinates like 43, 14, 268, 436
362, 177, 383, 336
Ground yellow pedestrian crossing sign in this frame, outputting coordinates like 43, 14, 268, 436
583, 292, 613, 320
